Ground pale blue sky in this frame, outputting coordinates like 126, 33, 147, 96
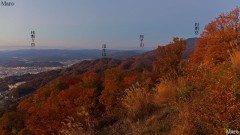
0, 0, 239, 50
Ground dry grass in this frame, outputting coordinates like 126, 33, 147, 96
119, 82, 179, 135
154, 81, 176, 105
59, 116, 85, 135
60, 81, 181, 135
121, 82, 156, 121
170, 105, 195, 135
59, 106, 93, 135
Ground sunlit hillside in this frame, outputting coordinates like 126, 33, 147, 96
0, 7, 239, 135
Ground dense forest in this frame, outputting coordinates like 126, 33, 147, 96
0, 7, 239, 135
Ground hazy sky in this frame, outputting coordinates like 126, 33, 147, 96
0, 0, 239, 50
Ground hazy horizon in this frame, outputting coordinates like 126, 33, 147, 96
0, 46, 153, 51
0, 1, 238, 50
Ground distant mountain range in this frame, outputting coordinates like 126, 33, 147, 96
182, 37, 199, 59
0, 49, 147, 67
0, 61, 64, 67
0, 49, 146, 62
0, 38, 198, 68
0, 38, 199, 95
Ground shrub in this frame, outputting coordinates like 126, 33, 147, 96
59, 116, 85, 135
59, 106, 94, 135
122, 83, 156, 121
230, 49, 240, 79
155, 81, 176, 105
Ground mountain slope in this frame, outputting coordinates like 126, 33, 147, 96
1, 38, 198, 99
0, 37, 198, 134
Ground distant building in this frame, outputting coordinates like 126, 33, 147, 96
8, 82, 26, 90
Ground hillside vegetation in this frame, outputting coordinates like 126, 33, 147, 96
0, 7, 239, 135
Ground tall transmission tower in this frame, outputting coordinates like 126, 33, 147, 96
140, 35, 144, 47
102, 44, 106, 56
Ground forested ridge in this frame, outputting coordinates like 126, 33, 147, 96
0, 7, 239, 135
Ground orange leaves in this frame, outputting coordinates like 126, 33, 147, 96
0, 111, 25, 134
185, 63, 240, 133
153, 37, 186, 80
191, 7, 240, 65
100, 69, 142, 111
1, 7, 240, 135
100, 69, 127, 111
3, 73, 103, 134
81, 73, 101, 88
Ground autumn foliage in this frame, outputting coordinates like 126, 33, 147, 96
153, 37, 186, 80
191, 8, 239, 65
0, 7, 240, 135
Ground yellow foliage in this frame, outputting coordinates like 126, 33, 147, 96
155, 81, 176, 104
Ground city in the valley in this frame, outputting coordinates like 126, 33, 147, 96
0, 60, 81, 104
